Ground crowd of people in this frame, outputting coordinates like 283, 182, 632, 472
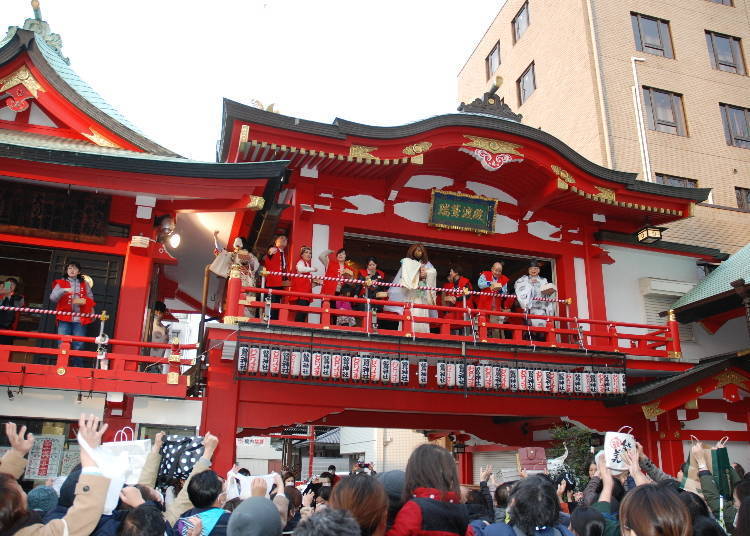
1, 416, 747, 536
259, 235, 557, 335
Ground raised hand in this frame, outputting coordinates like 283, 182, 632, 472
480, 464, 493, 482
119, 486, 145, 508
251, 477, 268, 497
152, 431, 165, 453
5, 422, 34, 456
78, 414, 108, 468
302, 489, 314, 507
203, 432, 219, 459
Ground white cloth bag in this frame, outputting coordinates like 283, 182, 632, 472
99, 427, 151, 485
77, 432, 128, 515
603, 426, 635, 473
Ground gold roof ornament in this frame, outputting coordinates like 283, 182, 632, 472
462, 135, 523, 157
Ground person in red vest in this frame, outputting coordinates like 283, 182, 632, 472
318, 248, 355, 298
291, 245, 318, 322
262, 235, 289, 320
477, 261, 514, 339
49, 261, 95, 367
440, 266, 473, 334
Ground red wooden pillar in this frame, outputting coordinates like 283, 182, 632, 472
113, 216, 154, 364
657, 410, 685, 476
200, 343, 240, 474
289, 180, 315, 259
458, 451, 473, 485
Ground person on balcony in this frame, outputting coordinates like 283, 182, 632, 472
319, 248, 355, 299
356, 256, 388, 327
440, 266, 473, 334
232, 237, 260, 319
291, 246, 318, 322
0, 277, 24, 345
49, 261, 95, 367
262, 235, 289, 320
477, 261, 513, 339
514, 260, 557, 342
389, 244, 437, 334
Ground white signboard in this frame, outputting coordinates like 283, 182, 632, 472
60, 445, 81, 476
24, 435, 65, 480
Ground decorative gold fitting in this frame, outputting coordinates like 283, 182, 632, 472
259, 268, 269, 277
667, 351, 682, 359
246, 195, 265, 211
406, 316, 411, 320
56, 367, 66, 375
166, 372, 179, 385
674, 432, 680, 439
224, 315, 249, 324
667, 309, 676, 322
168, 354, 181, 363
170, 336, 180, 345
695, 386, 703, 393
565, 298, 573, 305
659, 432, 666, 439
229, 264, 243, 278
481, 339, 487, 343
100, 310, 110, 321
323, 326, 330, 330
404, 333, 412, 337
61, 350, 67, 355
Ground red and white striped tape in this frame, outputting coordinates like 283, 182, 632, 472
259, 270, 566, 304
0, 305, 102, 319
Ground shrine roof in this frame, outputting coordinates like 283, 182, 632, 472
0, 128, 288, 179
221, 98, 710, 204
668, 242, 750, 318
0, 28, 178, 157
606, 349, 750, 406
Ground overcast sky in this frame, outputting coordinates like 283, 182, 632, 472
5, 1, 504, 161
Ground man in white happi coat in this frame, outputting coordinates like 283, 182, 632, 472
514, 260, 557, 341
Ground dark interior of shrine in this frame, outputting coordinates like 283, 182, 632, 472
343, 234, 555, 291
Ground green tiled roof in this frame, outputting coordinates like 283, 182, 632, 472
32, 33, 145, 136
671, 242, 750, 309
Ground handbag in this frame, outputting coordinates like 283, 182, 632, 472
99, 427, 151, 485
518, 447, 547, 471
209, 250, 233, 278
603, 426, 635, 473
711, 436, 732, 498
157, 435, 205, 489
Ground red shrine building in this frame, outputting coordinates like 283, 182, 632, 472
1, 7, 749, 483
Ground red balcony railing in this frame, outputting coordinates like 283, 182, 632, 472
224, 279, 682, 360
0, 328, 197, 397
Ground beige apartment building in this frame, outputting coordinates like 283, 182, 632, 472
458, 0, 750, 254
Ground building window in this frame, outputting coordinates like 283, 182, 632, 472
737, 187, 750, 209
720, 103, 750, 148
485, 42, 501, 79
631, 13, 674, 58
642, 87, 686, 136
705, 31, 746, 74
517, 63, 536, 105
643, 294, 693, 342
512, 2, 530, 43
654, 174, 697, 188
707, 0, 733, 5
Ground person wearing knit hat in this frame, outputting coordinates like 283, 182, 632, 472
27, 485, 59, 514
227, 497, 281, 536
375, 470, 405, 530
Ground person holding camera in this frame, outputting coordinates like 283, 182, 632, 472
0, 277, 24, 345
